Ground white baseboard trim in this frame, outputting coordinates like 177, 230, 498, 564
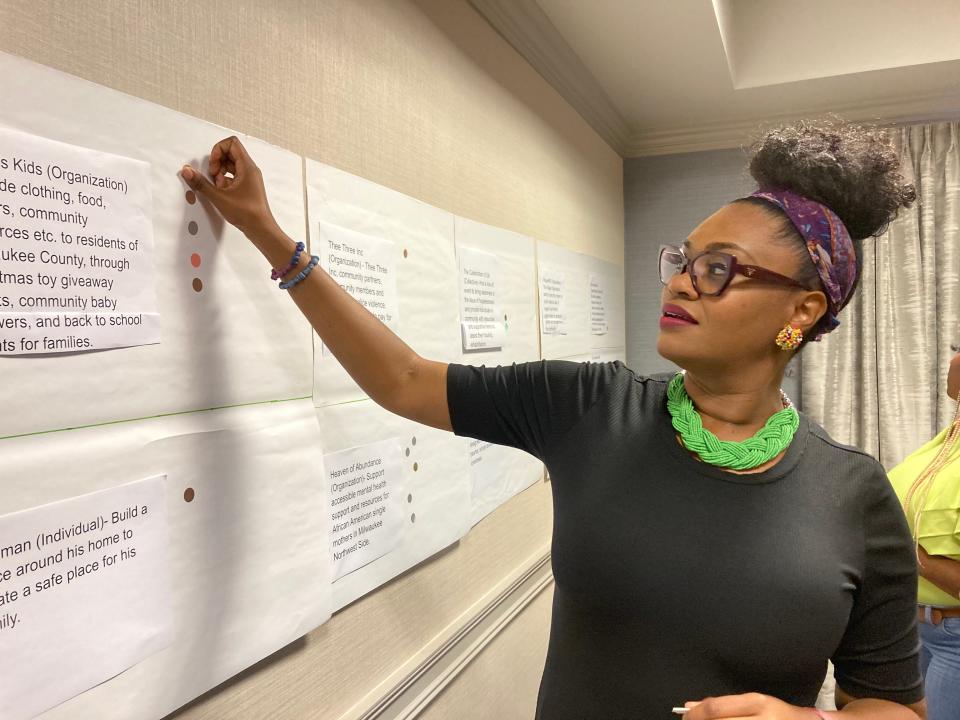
339, 548, 554, 720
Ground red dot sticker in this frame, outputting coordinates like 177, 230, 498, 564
190, 253, 201, 268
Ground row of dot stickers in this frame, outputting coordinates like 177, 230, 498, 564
185, 190, 203, 292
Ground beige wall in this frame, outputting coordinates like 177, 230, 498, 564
420, 586, 555, 720
0, 1, 623, 717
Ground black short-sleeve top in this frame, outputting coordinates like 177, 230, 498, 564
446, 360, 922, 719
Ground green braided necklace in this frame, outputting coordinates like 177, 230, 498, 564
666, 373, 799, 471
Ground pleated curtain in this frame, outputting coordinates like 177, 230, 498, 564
802, 122, 960, 469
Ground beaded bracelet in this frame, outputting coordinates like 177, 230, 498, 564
279, 254, 319, 290
271, 241, 306, 280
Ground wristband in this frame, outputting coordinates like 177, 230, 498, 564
279, 254, 319, 290
271, 241, 306, 280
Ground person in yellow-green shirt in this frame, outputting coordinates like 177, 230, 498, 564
889, 352, 960, 720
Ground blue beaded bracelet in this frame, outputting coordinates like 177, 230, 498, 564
279, 254, 319, 290
271, 241, 306, 280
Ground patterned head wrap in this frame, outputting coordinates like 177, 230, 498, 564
748, 188, 857, 339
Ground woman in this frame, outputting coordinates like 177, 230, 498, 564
888, 353, 960, 720
181, 120, 925, 719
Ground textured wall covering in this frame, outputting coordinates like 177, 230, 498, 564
0, 0, 623, 263
0, 1, 623, 718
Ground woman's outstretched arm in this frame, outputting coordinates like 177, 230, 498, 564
181, 136, 451, 431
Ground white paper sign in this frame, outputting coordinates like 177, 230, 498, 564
467, 437, 543, 527
319, 221, 398, 332
326, 438, 405, 580
590, 347, 625, 364
0, 475, 171, 720
589, 273, 608, 336
539, 266, 567, 336
459, 246, 504, 351
468, 438, 506, 497
0, 128, 158, 355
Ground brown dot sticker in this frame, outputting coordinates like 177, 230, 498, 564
403, 248, 408, 258
183, 488, 195, 502
504, 314, 508, 322
190, 253, 202, 268
187, 221, 199, 235
185, 190, 197, 205
413, 462, 419, 472
192, 278, 203, 293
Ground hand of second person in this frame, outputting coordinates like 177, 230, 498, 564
684, 693, 819, 719
180, 136, 279, 240
948, 351, 960, 400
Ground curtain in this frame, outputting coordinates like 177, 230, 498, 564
802, 122, 960, 469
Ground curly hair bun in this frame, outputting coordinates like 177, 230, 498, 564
748, 118, 916, 240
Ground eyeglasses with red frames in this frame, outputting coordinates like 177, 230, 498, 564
658, 244, 811, 297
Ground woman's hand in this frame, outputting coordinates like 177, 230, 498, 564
684, 693, 818, 719
180, 136, 280, 241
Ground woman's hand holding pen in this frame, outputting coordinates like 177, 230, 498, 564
681, 693, 824, 720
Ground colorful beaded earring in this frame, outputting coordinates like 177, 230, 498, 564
775, 324, 803, 351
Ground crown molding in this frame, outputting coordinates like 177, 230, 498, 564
626, 91, 960, 157
469, 1, 960, 159
468, 0, 631, 156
